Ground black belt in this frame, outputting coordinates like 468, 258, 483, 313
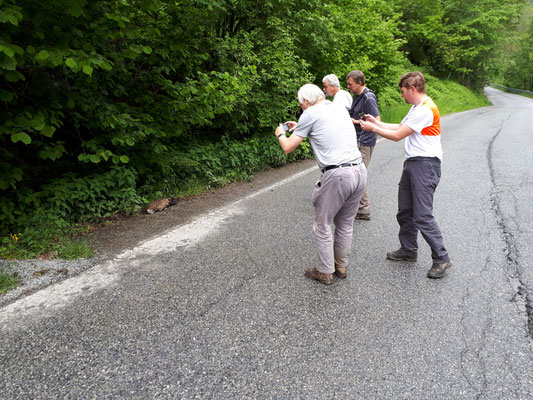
321, 162, 359, 173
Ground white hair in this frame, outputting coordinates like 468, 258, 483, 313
298, 84, 326, 105
322, 74, 340, 88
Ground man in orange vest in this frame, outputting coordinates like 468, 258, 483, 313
359, 71, 451, 279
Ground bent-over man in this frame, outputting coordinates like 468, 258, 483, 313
359, 71, 452, 279
275, 84, 367, 285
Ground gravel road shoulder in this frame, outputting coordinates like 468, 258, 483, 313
0, 159, 317, 307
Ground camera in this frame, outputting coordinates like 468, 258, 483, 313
359, 112, 366, 121
283, 123, 290, 132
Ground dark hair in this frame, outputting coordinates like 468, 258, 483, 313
398, 71, 426, 92
346, 70, 365, 85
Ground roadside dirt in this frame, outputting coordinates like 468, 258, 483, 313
88, 159, 317, 259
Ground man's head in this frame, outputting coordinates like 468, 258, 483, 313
346, 70, 366, 95
398, 71, 426, 104
322, 74, 340, 97
298, 84, 326, 110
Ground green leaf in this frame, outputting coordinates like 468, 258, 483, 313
65, 58, 77, 69
119, 155, 129, 163
32, 119, 46, 131
82, 65, 93, 75
0, 45, 14, 57
37, 50, 49, 61
0, 90, 14, 102
4, 71, 20, 82
143, 46, 152, 54
125, 138, 135, 146
67, 3, 84, 17
11, 132, 32, 145
41, 126, 55, 137
89, 155, 100, 163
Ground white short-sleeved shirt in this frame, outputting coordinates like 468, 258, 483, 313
293, 101, 362, 169
333, 90, 353, 111
401, 96, 443, 161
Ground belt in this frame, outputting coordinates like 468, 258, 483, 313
321, 162, 359, 173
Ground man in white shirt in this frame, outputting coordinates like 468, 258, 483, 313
275, 84, 366, 285
322, 74, 352, 111
359, 71, 451, 279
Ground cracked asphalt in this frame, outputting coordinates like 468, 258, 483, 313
1, 87, 532, 399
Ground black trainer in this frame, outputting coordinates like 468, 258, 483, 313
386, 249, 417, 262
427, 261, 452, 279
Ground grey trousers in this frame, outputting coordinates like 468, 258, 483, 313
312, 164, 367, 274
397, 157, 449, 263
357, 144, 374, 215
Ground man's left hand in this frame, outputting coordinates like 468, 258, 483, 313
275, 124, 285, 137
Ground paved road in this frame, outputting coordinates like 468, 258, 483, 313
1, 87, 532, 399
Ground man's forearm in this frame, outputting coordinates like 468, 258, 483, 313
375, 120, 401, 130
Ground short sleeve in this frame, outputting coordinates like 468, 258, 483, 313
363, 92, 380, 117
293, 110, 313, 138
403, 105, 433, 133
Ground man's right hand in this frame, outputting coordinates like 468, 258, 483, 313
285, 121, 298, 132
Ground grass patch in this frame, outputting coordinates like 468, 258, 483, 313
0, 229, 93, 261
0, 269, 19, 294
380, 104, 411, 123
59, 240, 93, 260
380, 77, 491, 123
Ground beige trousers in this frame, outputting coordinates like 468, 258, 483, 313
312, 164, 367, 274
357, 145, 374, 215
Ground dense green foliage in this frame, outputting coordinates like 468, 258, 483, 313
0, 0, 525, 258
496, 3, 533, 90
394, 0, 525, 86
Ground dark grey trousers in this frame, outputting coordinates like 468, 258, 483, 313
397, 157, 449, 263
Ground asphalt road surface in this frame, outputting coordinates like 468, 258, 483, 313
1, 87, 532, 399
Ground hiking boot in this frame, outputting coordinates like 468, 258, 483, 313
427, 261, 452, 279
304, 267, 334, 285
386, 248, 418, 261
355, 213, 371, 220
335, 265, 347, 279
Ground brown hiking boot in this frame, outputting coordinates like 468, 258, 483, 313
386, 248, 418, 261
355, 213, 371, 220
304, 267, 334, 285
427, 261, 452, 279
335, 265, 347, 278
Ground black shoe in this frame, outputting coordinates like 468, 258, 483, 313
355, 213, 371, 220
386, 249, 417, 261
427, 261, 452, 279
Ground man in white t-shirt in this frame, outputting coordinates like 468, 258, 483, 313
274, 84, 366, 285
359, 71, 451, 279
322, 74, 352, 111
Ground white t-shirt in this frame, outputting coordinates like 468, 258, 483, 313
401, 96, 443, 161
294, 101, 362, 169
333, 90, 353, 111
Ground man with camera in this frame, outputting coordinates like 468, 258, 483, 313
322, 74, 352, 111
347, 70, 380, 221
275, 84, 367, 285
359, 71, 452, 279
